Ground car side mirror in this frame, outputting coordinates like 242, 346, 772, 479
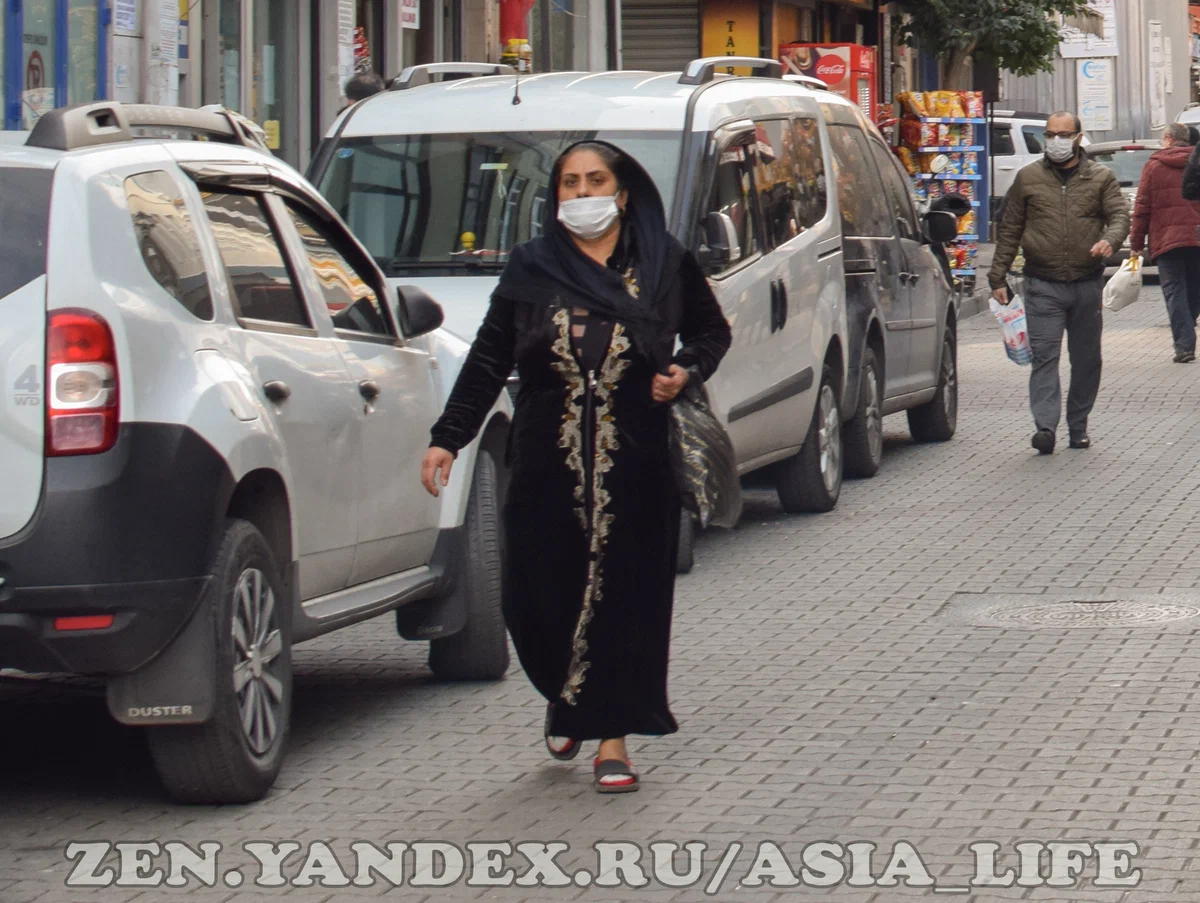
698, 212, 742, 274
397, 285, 444, 338
924, 210, 959, 245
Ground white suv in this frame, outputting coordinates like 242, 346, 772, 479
0, 103, 512, 804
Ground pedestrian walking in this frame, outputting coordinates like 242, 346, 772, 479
1130, 123, 1200, 363
988, 111, 1130, 454
420, 142, 731, 792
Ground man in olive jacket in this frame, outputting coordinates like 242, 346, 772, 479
989, 112, 1130, 454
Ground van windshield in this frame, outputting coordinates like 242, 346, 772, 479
317, 131, 681, 277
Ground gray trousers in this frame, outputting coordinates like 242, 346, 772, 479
1024, 275, 1103, 435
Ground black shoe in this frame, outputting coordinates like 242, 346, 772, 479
1031, 430, 1055, 455
1069, 432, 1091, 450
1173, 351, 1196, 363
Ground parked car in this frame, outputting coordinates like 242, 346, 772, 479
1085, 139, 1159, 275
310, 58, 960, 569
0, 102, 512, 804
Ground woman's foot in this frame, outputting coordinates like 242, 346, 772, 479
594, 737, 638, 792
544, 703, 580, 761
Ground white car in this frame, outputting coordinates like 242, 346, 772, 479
311, 58, 961, 568
0, 102, 511, 804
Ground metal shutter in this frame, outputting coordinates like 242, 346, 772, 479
620, 0, 701, 72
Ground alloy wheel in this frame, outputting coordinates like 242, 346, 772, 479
231, 568, 285, 756
818, 384, 841, 493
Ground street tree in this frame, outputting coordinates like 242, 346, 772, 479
895, 0, 1095, 90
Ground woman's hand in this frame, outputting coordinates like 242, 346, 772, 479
421, 447, 455, 497
652, 365, 690, 403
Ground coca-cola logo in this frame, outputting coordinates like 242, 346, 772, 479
815, 58, 847, 84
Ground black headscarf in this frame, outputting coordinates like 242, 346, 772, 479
493, 141, 683, 357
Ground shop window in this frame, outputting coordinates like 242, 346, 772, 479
125, 171, 214, 321
704, 144, 760, 270
67, 0, 97, 104
285, 203, 391, 338
22, 0, 56, 128
201, 191, 311, 328
253, 0, 299, 160
219, 0, 242, 111
824, 124, 891, 238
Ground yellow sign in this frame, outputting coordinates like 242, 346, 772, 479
263, 119, 281, 150
701, 0, 760, 77
179, 0, 187, 21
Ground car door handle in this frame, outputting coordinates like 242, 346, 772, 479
358, 380, 381, 401
262, 380, 291, 402
768, 279, 780, 333
776, 281, 789, 331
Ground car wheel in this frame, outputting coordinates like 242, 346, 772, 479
843, 347, 883, 479
147, 519, 292, 804
907, 325, 958, 443
776, 363, 842, 514
429, 448, 510, 681
676, 508, 696, 574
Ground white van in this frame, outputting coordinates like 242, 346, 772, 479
310, 58, 960, 551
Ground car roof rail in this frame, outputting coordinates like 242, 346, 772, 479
390, 62, 517, 90
782, 73, 829, 91
25, 101, 269, 152
678, 56, 783, 86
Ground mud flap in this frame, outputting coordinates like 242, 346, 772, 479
106, 597, 216, 726
396, 525, 468, 641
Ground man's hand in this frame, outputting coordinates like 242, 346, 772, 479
1090, 239, 1114, 258
652, 365, 690, 403
421, 447, 455, 497
992, 286, 1011, 306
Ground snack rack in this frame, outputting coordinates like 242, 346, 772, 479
892, 92, 990, 288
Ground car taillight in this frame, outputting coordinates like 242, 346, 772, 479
46, 309, 119, 456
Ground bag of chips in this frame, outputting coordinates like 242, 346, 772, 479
962, 152, 979, 175
897, 92, 930, 117
920, 122, 939, 146
896, 146, 918, 175
961, 91, 984, 118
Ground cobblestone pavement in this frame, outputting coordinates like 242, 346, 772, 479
4, 283, 1200, 903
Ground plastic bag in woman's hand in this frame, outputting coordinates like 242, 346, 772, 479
1103, 255, 1142, 312
989, 293, 1033, 366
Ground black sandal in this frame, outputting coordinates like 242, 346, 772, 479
544, 703, 580, 761
593, 758, 639, 793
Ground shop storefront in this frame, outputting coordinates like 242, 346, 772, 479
4, 0, 108, 130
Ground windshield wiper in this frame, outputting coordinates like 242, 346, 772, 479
385, 259, 505, 275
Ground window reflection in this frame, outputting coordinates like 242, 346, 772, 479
125, 171, 214, 320
286, 204, 391, 337
201, 191, 311, 327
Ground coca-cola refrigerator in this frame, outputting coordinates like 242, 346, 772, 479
780, 43, 877, 117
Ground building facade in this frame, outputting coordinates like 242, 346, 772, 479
1000, 0, 1191, 141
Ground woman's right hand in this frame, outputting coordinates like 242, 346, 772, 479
421, 447, 455, 497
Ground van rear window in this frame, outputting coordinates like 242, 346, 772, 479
0, 167, 53, 298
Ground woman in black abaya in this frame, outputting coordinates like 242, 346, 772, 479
420, 142, 731, 792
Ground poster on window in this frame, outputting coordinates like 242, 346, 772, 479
115, 0, 137, 33
1077, 58, 1113, 132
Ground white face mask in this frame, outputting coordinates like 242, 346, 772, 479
1045, 136, 1077, 163
557, 196, 621, 240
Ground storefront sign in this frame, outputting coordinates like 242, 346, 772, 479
115, 0, 138, 34
401, 0, 420, 30
1059, 0, 1117, 58
1076, 58, 1113, 132
701, 0, 759, 76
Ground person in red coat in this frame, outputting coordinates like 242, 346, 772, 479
1131, 123, 1200, 362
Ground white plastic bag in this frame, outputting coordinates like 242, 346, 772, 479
1103, 255, 1143, 311
989, 293, 1033, 366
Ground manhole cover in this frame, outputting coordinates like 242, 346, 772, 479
938, 593, 1200, 629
